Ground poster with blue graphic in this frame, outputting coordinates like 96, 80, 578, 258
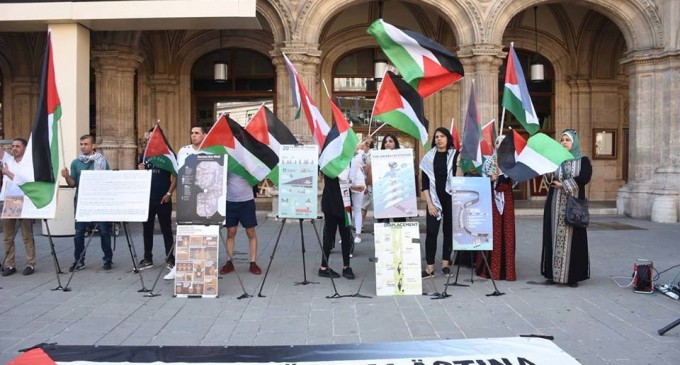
451, 177, 493, 251
371, 148, 417, 219
278, 145, 318, 219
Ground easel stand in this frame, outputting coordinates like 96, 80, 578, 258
42, 220, 65, 291
143, 243, 177, 297
219, 228, 252, 300
345, 257, 374, 299
479, 251, 504, 297
310, 219, 344, 299
258, 218, 319, 298
446, 251, 470, 288
658, 318, 680, 335
62, 225, 98, 292
122, 222, 150, 292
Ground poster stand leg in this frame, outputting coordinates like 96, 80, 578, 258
309, 219, 343, 299
432, 253, 460, 300
122, 222, 150, 293
295, 219, 319, 286
63, 227, 99, 292
480, 252, 504, 297
446, 252, 469, 288
345, 256, 374, 299
469, 253, 475, 284
257, 217, 288, 297
144, 243, 177, 298
219, 229, 252, 300
658, 318, 680, 335
42, 220, 65, 291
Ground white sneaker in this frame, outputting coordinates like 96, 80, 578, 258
354, 236, 361, 244
163, 267, 176, 280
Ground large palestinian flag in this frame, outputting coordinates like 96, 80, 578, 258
14, 33, 60, 211
200, 115, 278, 186
245, 105, 298, 186
368, 19, 464, 98
460, 82, 482, 168
502, 43, 540, 135
142, 124, 178, 176
373, 71, 428, 146
497, 130, 574, 183
318, 99, 358, 179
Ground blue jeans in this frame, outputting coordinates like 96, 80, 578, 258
74, 221, 112, 264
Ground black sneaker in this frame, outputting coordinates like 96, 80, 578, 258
103, 261, 112, 270
442, 267, 452, 277
139, 259, 153, 270
22, 266, 34, 275
342, 267, 355, 280
69, 263, 85, 272
421, 270, 434, 279
318, 267, 340, 278
2, 266, 16, 277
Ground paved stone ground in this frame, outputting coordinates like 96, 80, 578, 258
0, 214, 679, 364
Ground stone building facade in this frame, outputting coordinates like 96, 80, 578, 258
0, 0, 678, 221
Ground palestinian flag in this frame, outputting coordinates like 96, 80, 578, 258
502, 43, 540, 135
497, 130, 574, 183
481, 119, 497, 157
15, 33, 60, 210
245, 105, 299, 186
282, 53, 329, 147
373, 71, 428, 146
368, 19, 464, 98
200, 115, 278, 186
460, 83, 483, 169
142, 124, 178, 176
318, 99, 359, 179
451, 122, 461, 151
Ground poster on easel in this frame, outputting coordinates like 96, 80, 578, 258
176, 154, 227, 225
174, 224, 220, 298
371, 148, 417, 219
450, 176, 493, 251
374, 222, 422, 296
75, 170, 151, 222
278, 145, 318, 219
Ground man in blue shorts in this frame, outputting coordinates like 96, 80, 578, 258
219, 172, 261, 275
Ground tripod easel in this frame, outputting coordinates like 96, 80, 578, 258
257, 217, 320, 298
658, 318, 680, 335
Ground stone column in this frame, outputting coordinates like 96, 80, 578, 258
147, 74, 180, 149
617, 51, 680, 220
271, 42, 322, 144
92, 46, 143, 170
456, 45, 505, 131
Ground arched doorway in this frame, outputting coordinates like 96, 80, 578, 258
191, 48, 275, 128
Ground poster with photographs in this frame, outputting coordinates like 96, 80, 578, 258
176, 154, 227, 225
450, 177, 493, 251
277, 145, 318, 219
75, 170, 151, 222
373, 222, 422, 296
371, 148, 417, 219
174, 225, 220, 298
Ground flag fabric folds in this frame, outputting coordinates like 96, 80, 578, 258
15, 33, 61, 209
460, 83, 483, 169
451, 123, 461, 151
368, 19, 464, 98
143, 124, 178, 176
318, 99, 359, 179
372, 71, 429, 146
481, 120, 497, 157
282, 53, 329, 147
245, 105, 299, 185
200, 115, 279, 186
502, 43, 540, 135
497, 130, 574, 183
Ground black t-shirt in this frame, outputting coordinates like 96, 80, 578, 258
143, 161, 172, 203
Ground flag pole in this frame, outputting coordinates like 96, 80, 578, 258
369, 122, 387, 137
499, 108, 507, 136
449, 117, 455, 133
321, 79, 331, 99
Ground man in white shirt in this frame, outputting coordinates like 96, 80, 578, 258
164, 124, 206, 280
0, 138, 36, 276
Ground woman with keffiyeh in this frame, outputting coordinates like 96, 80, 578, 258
419, 127, 460, 278
541, 129, 592, 287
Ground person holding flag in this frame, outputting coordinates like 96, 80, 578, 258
61, 135, 113, 271
137, 126, 177, 270
419, 127, 460, 278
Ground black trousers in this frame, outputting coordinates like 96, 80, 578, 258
142, 201, 175, 264
424, 197, 452, 266
321, 213, 352, 268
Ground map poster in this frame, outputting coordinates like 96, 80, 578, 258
450, 176, 493, 251
371, 148, 417, 219
373, 222, 422, 296
176, 154, 227, 225
277, 145, 318, 219
75, 170, 151, 222
174, 224, 220, 298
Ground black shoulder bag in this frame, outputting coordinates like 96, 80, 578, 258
565, 196, 589, 228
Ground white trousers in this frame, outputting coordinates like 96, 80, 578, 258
350, 190, 364, 234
